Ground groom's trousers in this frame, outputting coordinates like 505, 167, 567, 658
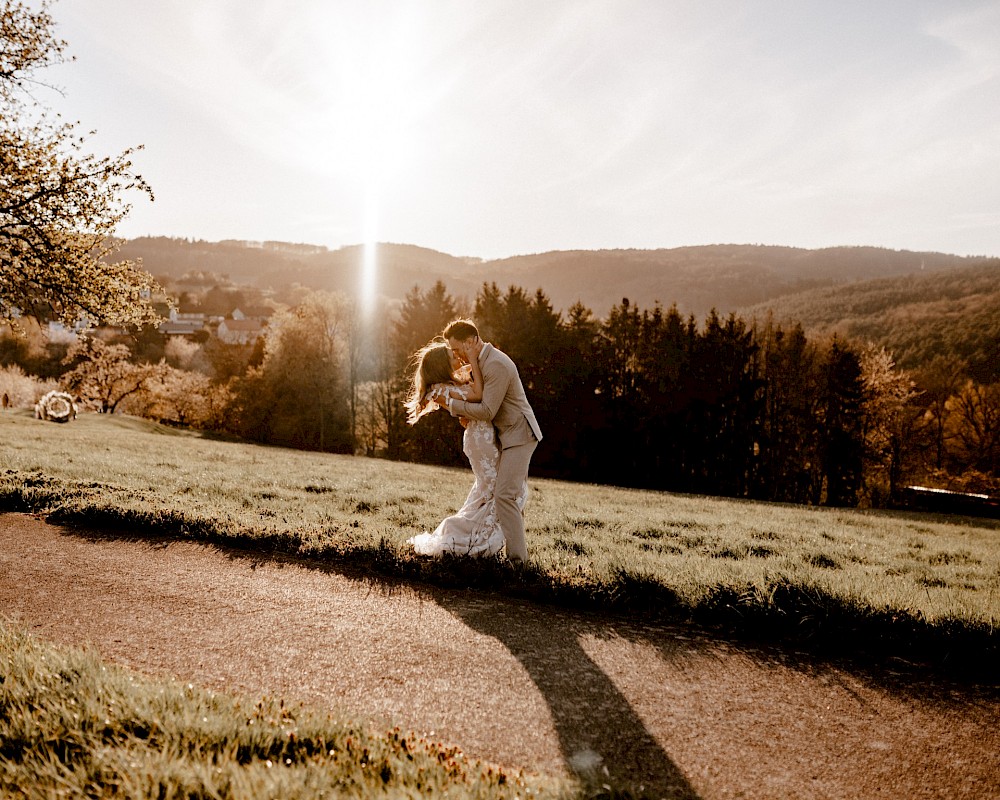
496, 438, 537, 562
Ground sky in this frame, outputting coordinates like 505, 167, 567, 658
40, 0, 1000, 259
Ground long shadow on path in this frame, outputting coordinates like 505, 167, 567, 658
432, 590, 700, 799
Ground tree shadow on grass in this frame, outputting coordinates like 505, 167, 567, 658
427, 588, 701, 799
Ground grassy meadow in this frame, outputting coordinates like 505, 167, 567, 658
2, 408, 999, 675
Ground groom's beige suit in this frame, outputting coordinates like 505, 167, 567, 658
448, 343, 541, 561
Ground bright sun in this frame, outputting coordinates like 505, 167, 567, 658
309, 4, 431, 316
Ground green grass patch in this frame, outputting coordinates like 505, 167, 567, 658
2, 409, 999, 676
0, 619, 570, 798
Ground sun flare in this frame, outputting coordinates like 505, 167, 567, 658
361, 185, 378, 318
308, 3, 431, 313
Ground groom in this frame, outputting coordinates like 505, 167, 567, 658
438, 318, 542, 562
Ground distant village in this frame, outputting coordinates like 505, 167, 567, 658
44, 269, 276, 347
44, 306, 271, 346
158, 307, 270, 344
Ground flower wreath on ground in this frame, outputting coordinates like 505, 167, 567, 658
35, 391, 78, 423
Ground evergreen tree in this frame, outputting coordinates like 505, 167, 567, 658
595, 298, 646, 483
540, 301, 605, 480
630, 303, 692, 489
393, 281, 459, 361
392, 282, 465, 466
820, 338, 865, 506
754, 318, 824, 503
471, 282, 505, 341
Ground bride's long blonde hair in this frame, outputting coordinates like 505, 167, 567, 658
404, 340, 458, 424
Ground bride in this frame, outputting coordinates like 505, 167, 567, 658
403, 340, 527, 557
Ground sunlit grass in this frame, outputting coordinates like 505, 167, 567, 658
2, 409, 998, 673
0, 619, 570, 799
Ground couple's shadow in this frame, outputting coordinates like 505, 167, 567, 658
424, 584, 700, 799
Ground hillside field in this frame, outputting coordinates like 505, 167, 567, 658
2, 410, 998, 676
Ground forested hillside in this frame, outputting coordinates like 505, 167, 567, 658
117, 237, 988, 320
742, 261, 1000, 382
477, 245, 987, 317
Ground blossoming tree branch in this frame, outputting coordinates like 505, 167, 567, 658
0, 0, 163, 328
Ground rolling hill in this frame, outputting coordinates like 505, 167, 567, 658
117, 237, 990, 320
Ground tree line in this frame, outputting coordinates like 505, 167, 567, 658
383, 283, 876, 505
5, 280, 997, 507
379, 281, 998, 505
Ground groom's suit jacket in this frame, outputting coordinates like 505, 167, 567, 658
450, 343, 542, 450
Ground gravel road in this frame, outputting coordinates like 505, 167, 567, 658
2, 512, 998, 799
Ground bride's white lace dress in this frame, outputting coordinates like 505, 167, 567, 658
408, 383, 528, 557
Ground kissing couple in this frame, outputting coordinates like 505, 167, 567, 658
404, 318, 542, 562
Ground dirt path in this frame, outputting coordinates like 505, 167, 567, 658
2, 512, 998, 799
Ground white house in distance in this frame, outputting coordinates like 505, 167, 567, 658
217, 316, 265, 345
159, 308, 206, 337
